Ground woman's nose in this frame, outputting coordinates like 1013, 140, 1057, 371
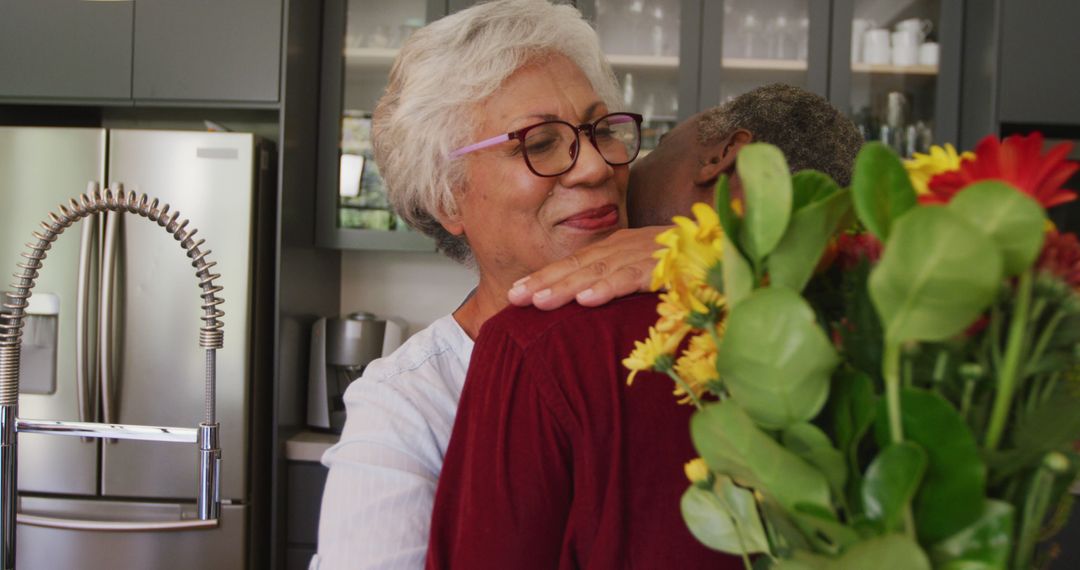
562, 134, 613, 187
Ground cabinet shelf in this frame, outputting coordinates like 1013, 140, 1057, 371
722, 58, 807, 71
344, 47, 399, 69
607, 54, 679, 70
852, 63, 938, 76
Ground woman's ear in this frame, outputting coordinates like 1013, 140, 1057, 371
434, 192, 466, 237
694, 129, 753, 186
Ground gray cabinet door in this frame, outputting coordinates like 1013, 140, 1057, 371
0, 0, 132, 100
132, 0, 283, 104
999, 0, 1080, 126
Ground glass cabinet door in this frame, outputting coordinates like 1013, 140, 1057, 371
718, 0, 816, 103
833, 0, 962, 157
317, 0, 436, 250
590, 0, 685, 155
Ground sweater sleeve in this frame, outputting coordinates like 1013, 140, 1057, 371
426, 325, 575, 570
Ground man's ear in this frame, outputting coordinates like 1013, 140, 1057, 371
694, 128, 753, 186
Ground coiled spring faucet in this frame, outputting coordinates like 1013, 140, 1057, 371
0, 183, 223, 570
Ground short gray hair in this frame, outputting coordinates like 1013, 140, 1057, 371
699, 84, 863, 186
373, 0, 620, 264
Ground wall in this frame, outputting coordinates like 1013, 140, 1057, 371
339, 250, 476, 336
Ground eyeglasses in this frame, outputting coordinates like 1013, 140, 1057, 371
449, 112, 643, 177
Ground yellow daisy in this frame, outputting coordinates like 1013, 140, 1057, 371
904, 143, 974, 195
622, 325, 687, 386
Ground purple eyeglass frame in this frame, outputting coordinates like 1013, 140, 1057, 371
449, 112, 644, 177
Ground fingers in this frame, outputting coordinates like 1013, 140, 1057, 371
506, 226, 669, 309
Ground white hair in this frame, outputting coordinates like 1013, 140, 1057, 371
372, 0, 621, 264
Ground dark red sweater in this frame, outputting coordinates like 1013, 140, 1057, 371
427, 294, 741, 569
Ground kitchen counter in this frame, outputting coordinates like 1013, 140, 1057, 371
285, 430, 339, 463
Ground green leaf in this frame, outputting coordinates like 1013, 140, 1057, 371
681, 477, 770, 555
791, 169, 841, 211
791, 503, 861, 553
737, 143, 793, 262
869, 206, 1003, 343
716, 288, 839, 429
715, 174, 744, 254
875, 389, 986, 543
930, 500, 1014, 570
852, 142, 917, 241
769, 188, 853, 292
833, 534, 931, 570
861, 442, 928, 533
946, 181, 1047, 276
723, 230, 755, 308
782, 423, 848, 501
692, 400, 833, 513
827, 369, 878, 514
838, 261, 885, 382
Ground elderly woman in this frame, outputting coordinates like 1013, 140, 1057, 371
313, 1, 640, 568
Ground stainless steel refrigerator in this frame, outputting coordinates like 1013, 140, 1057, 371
0, 127, 272, 569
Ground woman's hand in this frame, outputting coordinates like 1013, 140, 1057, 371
508, 226, 669, 310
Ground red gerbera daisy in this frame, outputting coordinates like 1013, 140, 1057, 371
920, 133, 1079, 207
1037, 230, 1080, 289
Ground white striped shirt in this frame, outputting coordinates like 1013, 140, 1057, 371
312, 314, 473, 569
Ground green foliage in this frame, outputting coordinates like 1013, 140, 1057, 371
717, 288, 839, 429
876, 389, 987, 543
691, 400, 833, 514
861, 442, 928, 533
826, 369, 878, 514
715, 174, 744, 256
681, 477, 770, 555
781, 423, 848, 502
722, 231, 754, 308
930, 500, 1014, 570
736, 143, 793, 263
769, 188, 852, 293
869, 207, 1003, 343
791, 169, 842, 211
852, 142, 917, 241
946, 181, 1047, 277
831, 534, 932, 570
985, 386, 1080, 484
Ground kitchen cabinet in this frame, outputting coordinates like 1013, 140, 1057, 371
0, 0, 133, 101
829, 0, 963, 156
0, 0, 282, 106
998, 0, 1080, 127
315, 0, 969, 251
133, 0, 282, 104
315, 0, 444, 250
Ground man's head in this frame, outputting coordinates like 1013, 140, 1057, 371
627, 83, 863, 227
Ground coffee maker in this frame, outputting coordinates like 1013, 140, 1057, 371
307, 312, 400, 433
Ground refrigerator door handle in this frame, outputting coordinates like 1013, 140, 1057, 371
75, 212, 98, 431
16, 513, 217, 532
99, 209, 120, 436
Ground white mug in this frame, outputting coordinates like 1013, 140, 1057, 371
891, 30, 920, 67
863, 28, 891, 65
919, 41, 940, 66
851, 18, 876, 64
895, 18, 933, 41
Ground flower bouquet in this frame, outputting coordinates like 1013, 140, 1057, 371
626, 133, 1080, 569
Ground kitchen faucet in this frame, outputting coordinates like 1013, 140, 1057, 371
0, 183, 223, 570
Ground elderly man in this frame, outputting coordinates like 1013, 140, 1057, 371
428, 84, 863, 567
508, 82, 863, 309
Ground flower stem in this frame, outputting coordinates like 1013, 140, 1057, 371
666, 370, 703, 410
985, 269, 1034, 451
884, 341, 904, 443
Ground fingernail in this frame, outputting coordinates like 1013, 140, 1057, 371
577, 288, 596, 302
513, 276, 531, 288
509, 283, 527, 299
533, 288, 551, 301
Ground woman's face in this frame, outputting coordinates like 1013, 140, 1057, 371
443, 54, 629, 286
